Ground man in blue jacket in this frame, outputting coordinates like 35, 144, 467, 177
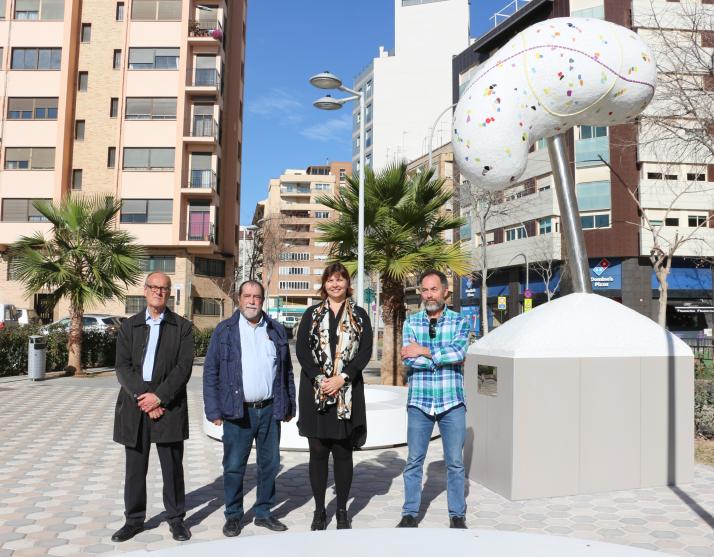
203, 280, 296, 537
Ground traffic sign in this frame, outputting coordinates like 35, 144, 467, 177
364, 287, 375, 304
524, 298, 533, 312
524, 288, 533, 299
497, 296, 507, 310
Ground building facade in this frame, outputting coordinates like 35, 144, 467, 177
352, 0, 470, 172
0, 0, 246, 328
256, 162, 351, 320
453, 0, 714, 334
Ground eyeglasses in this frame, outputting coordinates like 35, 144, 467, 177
145, 284, 170, 294
429, 318, 437, 339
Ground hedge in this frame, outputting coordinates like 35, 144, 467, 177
0, 325, 216, 376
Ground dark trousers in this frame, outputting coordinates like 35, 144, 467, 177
124, 411, 185, 525
222, 401, 281, 520
307, 437, 353, 511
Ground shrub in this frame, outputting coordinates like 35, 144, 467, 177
0, 326, 117, 376
695, 379, 714, 439
194, 327, 215, 357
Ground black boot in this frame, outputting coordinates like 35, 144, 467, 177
311, 509, 327, 531
336, 509, 351, 530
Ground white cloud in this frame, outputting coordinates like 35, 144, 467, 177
248, 88, 303, 121
301, 114, 352, 143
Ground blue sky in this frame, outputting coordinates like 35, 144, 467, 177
239, 0, 505, 224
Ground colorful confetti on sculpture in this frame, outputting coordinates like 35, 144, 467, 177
453, 17, 656, 190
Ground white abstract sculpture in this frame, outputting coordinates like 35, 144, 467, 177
453, 17, 656, 190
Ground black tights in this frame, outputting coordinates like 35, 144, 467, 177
308, 437, 353, 511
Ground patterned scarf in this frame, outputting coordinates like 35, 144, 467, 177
309, 299, 364, 419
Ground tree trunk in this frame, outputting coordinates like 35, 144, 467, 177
68, 306, 84, 376
656, 267, 669, 328
480, 278, 489, 335
380, 276, 406, 386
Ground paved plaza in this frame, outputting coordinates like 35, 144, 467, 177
0, 360, 713, 557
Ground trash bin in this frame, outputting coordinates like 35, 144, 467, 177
28, 335, 47, 380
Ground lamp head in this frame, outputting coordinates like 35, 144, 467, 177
310, 71, 343, 90
313, 95, 345, 111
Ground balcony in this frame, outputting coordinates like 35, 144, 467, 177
188, 18, 223, 42
183, 115, 218, 144
181, 170, 219, 203
186, 68, 221, 95
181, 220, 216, 252
575, 136, 610, 168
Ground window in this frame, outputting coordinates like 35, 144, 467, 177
576, 180, 611, 211
2, 198, 51, 222
110, 97, 119, 117
113, 49, 122, 69
314, 254, 328, 261
131, 0, 181, 21
665, 217, 679, 227
116, 2, 124, 20
0, 0, 5, 19
365, 103, 372, 122
580, 212, 610, 229
138, 255, 175, 273
313, 183, 330, 190
81, 23, 91, 42
279, 267, 309, 275
123, 148, 175, 170
126, 295, 174, 313
279, 281, 310, 290
538, 217, 552, 235
11, 47, 61, 70
128, 47, 179, 70
4, 147, 55, 169
647, 172, 663, 179
120, 199, 173, 223
194, 297, 221, 316
7, 97, 57, 120
7, 257, 20, 281
14, 0, 63, 20
315, 211, 329, 219
71, 169, 82, 190
74, 120, 85, 140
78, 71, 88, 91
125, 97, 177, 120
279, 252, 310, 261
505, 225, 527, 242
688, 215, 706, 227
578, 125, 608, 139
687, 173, 706, 181
664, 174, 678, 180
194, 257, 225, 277
107, 147, 116, 168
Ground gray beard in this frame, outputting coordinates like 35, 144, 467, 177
424, 301, 445, 313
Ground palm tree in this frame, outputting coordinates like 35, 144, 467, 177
9, 196, 144, 376
317, 163, 471, 386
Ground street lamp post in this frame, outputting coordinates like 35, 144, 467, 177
310, 71, 365, 307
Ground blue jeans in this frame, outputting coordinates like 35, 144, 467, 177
222, 403, 280, 520
402, 404, 466, 518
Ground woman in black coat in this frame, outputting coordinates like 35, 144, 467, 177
296, 262, 373, 531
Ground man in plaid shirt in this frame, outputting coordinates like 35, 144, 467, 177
396, 269, 470, 529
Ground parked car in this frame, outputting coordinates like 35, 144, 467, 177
0, 303, 20, 330
17, 308, 40, 326
40, 314, 123, 335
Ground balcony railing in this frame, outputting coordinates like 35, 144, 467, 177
187, 221, 215, 242
189, 169, 217, 189
191, 115, 218, 139
188, 18, 222, 38
190, 67, 221, 87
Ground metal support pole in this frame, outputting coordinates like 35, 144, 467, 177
428, 103, 456, 170
357, 91, 366, 307
546, 134, 592, 294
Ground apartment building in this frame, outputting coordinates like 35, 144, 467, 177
256, 162, 351, 320
0, 0, 246, 328
452, 0, 714, 333
352, 0, 470, 172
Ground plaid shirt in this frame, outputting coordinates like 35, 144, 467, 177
402, 307, 470, 415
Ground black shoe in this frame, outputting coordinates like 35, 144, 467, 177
223, 518, 242, 537
396, 515, 418, 528
450, 516, 467, 529
169, 520, 191, 541
311, 509, 327, 531
111, 522, 144, 542
254, 516, 288, 532
336, 509, 351, 530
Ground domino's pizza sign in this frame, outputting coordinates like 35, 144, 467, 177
589, 258, 621, 289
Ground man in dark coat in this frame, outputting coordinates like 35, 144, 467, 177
111, 271, 194, 543
203, 280, 296, 537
